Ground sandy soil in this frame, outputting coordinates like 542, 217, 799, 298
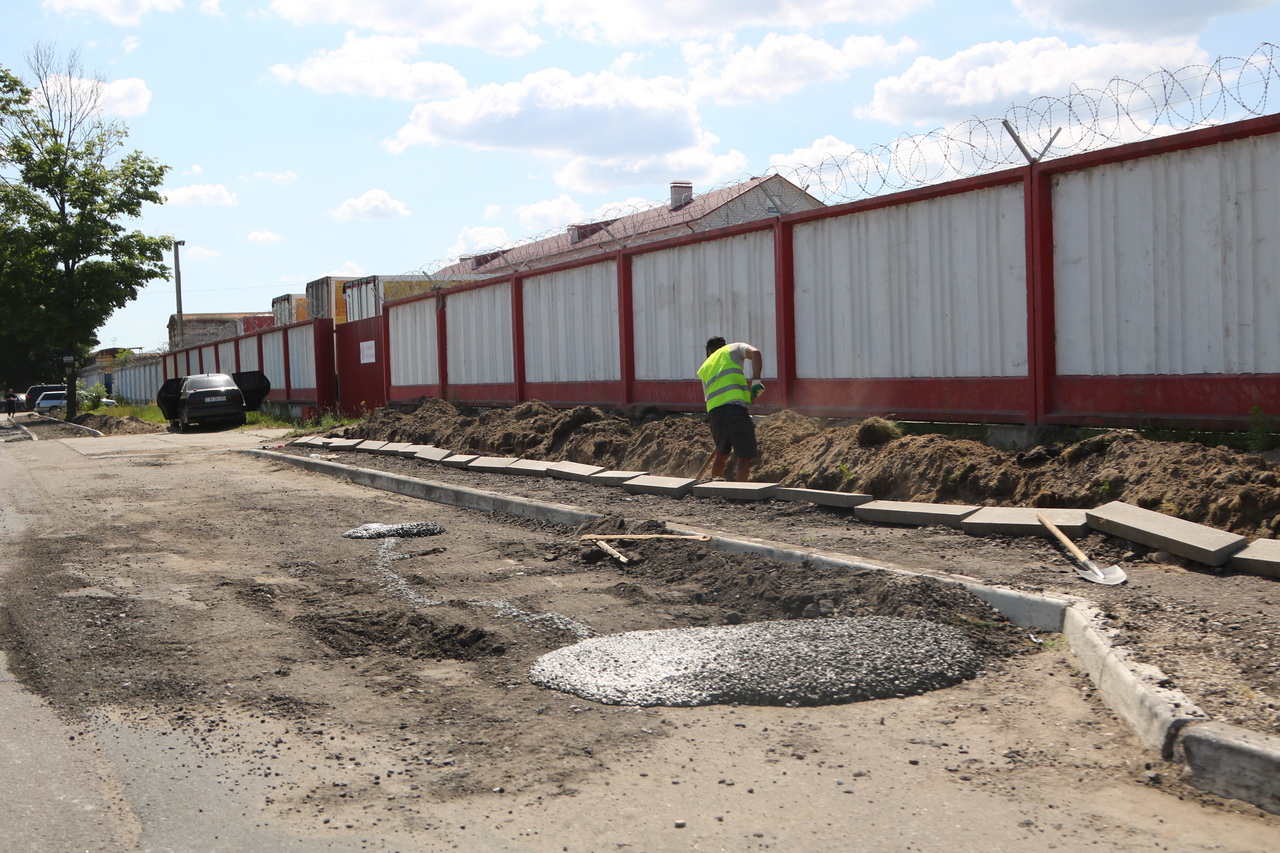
1, 409, 1278, 852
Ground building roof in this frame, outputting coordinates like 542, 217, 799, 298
429, 175, 822, 281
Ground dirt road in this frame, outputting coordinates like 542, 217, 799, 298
1, 421, 1277, 852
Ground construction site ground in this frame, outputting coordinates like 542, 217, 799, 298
1, 406, 1278, 852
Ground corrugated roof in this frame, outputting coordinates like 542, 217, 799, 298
430, 175, 815, 280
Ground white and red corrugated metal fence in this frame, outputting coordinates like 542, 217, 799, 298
151, 113, 1280, 429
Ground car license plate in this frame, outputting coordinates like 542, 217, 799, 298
206, 395, 227, 402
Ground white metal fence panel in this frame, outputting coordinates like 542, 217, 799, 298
238, 337, 259, 371
447, 284, 513, 385
793, 184, 1027, 379
345, 279, 380, 321
262, 330, 286, 391
632, 232, 777, 381
1054, 134, 1280, 376
523, 262, 620, 383
390, 298, 439, 386
288, 325, 317, 389
200, 345, 216, 373
217, 341, 237, 373
114, 358, 164, 404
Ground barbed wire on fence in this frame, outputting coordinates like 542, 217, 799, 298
160, 42, 1280, 354
411, 42, 1280, 282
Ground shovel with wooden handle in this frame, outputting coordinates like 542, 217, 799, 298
1036, 512, 1128, 585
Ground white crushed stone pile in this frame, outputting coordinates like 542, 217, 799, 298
529, 616, 981, 707
342, 522, 447, 539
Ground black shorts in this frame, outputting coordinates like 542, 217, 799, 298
708, 404, 757, 458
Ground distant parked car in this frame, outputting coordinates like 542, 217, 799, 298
33, 390, 68, 414
100, 398, 118, 407
24, 384, 65, 411
156, 372, 270, 431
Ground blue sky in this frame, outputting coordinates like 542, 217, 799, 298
3, 0, 1278, 351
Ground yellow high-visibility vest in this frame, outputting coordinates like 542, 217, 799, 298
698, 346, 751, 412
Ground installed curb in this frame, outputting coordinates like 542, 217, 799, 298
243, 447, 1280, 816
243, 450, 601, 528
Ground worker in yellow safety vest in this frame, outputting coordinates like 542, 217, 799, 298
697, 336, 764, 482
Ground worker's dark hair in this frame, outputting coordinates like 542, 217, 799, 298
705, 336, 726, 355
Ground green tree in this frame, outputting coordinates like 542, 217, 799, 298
0, 45, 170, 415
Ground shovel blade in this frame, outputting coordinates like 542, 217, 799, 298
1076, 559, 1127, 585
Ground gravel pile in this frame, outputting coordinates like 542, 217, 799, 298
342, 521, 447, 539
529, 616, 981, 707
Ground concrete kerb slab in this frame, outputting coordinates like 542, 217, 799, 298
962, 507, 1089, 538
1177, 723, 1280, 816
1087, 500, 1247, 567
242, 448, 1280, 817
546, 461, 606, 481
1062, 604, 1209, 756
774, 487, 872, 508
242, 450, 599, 528
855, 500, 980, 528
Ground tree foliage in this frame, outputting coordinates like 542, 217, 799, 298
0, 44, 170, 391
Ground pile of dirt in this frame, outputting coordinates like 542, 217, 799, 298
347, 398, 1280, 539
71, 413, 167, 435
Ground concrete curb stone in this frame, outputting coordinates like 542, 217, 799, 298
1229, 539, 1280, 579
855, 500, 980, 528
1087, 500, 1247, 567
773, 487, 872, 508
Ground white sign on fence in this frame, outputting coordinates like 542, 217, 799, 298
360, 340, 376, 364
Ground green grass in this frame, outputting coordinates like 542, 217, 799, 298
92, 403, 358, 432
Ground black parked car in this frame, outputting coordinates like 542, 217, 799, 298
156, 372, 271, 431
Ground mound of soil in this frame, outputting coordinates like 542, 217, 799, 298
347, 399, 1280, 539
72, 413, 167, 435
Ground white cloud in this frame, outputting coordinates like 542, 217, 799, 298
688, 33, 918, 105
122, 35, 140, 52
516, 195, 584, 232
103, 77, 151, 116
861, 38, 1207, 126
330, 261, 367, 277
253, 170, 298, 184
385, 68, 698, 157
165, 184, 238, 206
270, 0, 542, 56
200, 0, 225, 14
482, 204, 502, 220
183, 164, 203, 176
269, 33, 467, 101
42, 0, 183, 26
446, 224, 511, 258
1014, 0, 1275, 41
539, 0, 931, 44
555, 139, 750, 194
268, 0, 929, 54
185, 245, 219, 259
329, 189, 411, 221
248, 230, 282, 243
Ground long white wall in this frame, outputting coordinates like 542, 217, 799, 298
1054, 132, 1280, 376
447, 283, 513, 385
793, 184, 1028, 379
390, 297, 439, 386
288, 325, 317, 390
523, 262, 621, 383
632, 232, 777, 381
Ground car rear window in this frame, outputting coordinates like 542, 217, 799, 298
185, 375, 235, 391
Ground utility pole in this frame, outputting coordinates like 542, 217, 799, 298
174, 239, 186, 345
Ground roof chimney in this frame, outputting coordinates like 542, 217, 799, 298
669, 180, 693, 210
